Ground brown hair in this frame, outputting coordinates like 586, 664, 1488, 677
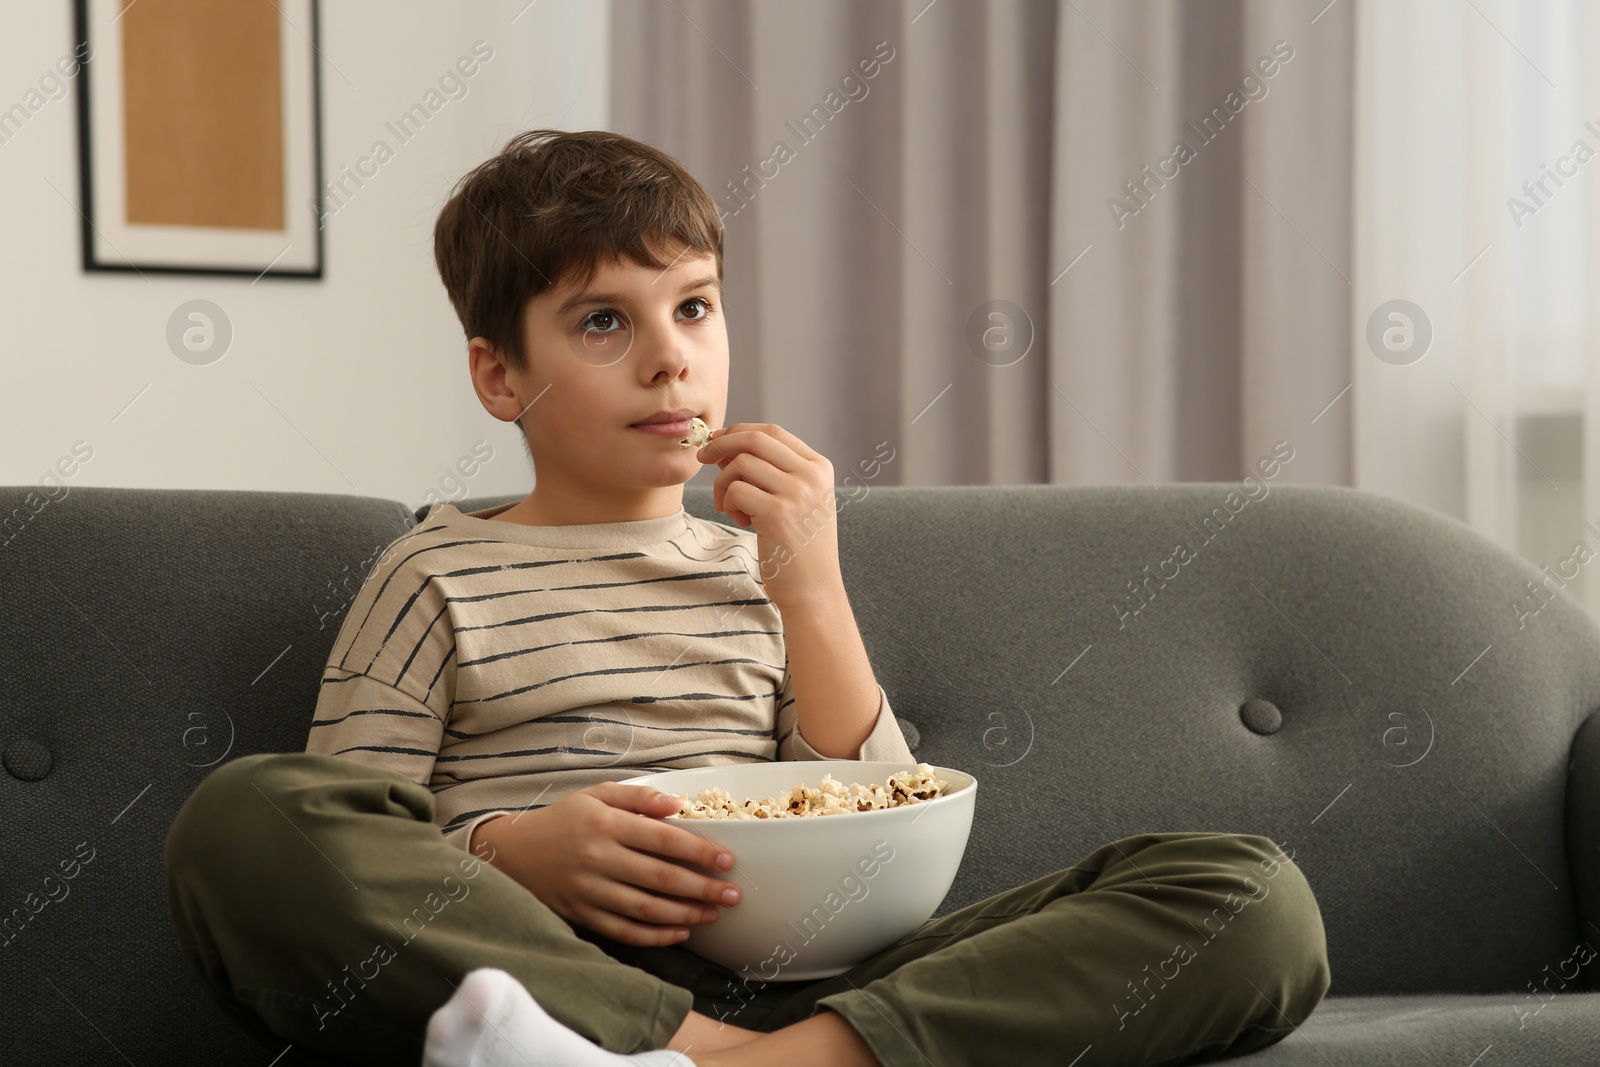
432, 129, 724, 372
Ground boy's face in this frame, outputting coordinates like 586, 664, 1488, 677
471, 247, 728, 502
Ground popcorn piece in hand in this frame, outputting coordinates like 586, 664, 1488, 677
679, 416, 714, 449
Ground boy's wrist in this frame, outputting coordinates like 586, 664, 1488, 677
469, 814, 508, 867
469, 811, 551, 900
770, 576, 850, 615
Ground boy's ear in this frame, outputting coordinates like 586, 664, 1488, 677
467, 335, 527, 424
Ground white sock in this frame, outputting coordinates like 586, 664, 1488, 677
422, 967, 699, 1067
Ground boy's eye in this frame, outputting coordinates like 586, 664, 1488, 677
678, 297, 714, 322
581, 310, 623, 335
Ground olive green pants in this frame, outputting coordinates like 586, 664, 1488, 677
164, 753, 1330, 1067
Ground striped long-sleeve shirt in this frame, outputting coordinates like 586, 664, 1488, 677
304, 499, 915, 851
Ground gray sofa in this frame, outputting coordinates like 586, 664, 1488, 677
3, 481, 1599, 1064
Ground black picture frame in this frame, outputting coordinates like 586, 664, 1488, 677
73, 0, 325, 279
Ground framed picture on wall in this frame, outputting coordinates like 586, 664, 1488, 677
74, 0, 324, 279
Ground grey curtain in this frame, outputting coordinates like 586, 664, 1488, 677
611, 0, 1354, 488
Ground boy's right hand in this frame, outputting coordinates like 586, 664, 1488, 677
478, 782, 742, 947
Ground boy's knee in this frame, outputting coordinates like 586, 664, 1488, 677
1212, 833, 1331, 1021
165, 753, 322, 874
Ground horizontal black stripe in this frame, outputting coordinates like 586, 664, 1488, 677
445, 567, 753, 604
333, 744, 437, 758
649, 749, 774, 764
310, 708, 438, 728
456, 597, 771, 635
435, 745, 618, 764
442, 715, 773, 741
440, 805, 546, 829
457, 627, 781, 669
628, 689, 779, 705
437, 551, 646, 581
433, 748, 772, 781
457, 658, 780, 707
429, 770, 562, 796
538, 715, 772, 736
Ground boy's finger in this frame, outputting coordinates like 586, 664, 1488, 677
579, 903, 690, 947
590, 868, 722, 927
589, 781, 684, 815
715, 421, 823, 463
713, 453, 789, 510
614, 812, 736, 876
609, 852, 737, 913
697, 427, 805, 473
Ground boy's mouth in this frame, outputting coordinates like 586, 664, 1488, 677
630, 408, 698, 437
631, 419, 693, 437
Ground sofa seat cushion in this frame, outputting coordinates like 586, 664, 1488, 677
1239, 992, 1600, 1064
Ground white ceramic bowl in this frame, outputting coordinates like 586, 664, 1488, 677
617, 760, 976, 980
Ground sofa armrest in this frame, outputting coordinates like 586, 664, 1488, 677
1565, 706, 1600, 991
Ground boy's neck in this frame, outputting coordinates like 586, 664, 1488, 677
488, 486, 686, 527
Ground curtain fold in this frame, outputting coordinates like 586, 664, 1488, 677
611, 0, 1354, 490
1353, 0, 1600, 617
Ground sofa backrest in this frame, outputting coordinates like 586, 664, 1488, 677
0, 486, 418, 1063
448, 484, 1600, 998
3, 482, 1599, 1063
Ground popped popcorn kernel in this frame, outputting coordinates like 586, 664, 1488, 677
679, 417, 714, 449
666, 764, 950, 820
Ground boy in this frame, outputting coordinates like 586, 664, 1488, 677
163, 129, 1330, 1067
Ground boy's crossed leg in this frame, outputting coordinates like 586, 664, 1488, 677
166, 754, 1325, 1067
423, 831, 1330, 1067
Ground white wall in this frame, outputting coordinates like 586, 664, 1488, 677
0, 0, 610, 513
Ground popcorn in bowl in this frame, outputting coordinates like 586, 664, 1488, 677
666, 762, 950, 820
679, 416, 714, 449
624, 759, 977, 976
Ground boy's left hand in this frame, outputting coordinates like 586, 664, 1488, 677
697, 422, 842, 609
